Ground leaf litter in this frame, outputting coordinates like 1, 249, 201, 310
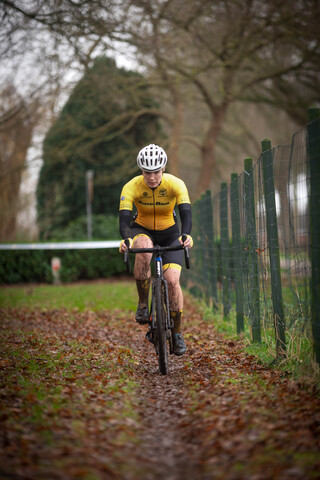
0, 295, 320, 480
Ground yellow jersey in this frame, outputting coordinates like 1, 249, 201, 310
119, 173, 190, 231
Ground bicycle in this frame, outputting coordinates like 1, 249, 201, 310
123, 235, 190, 375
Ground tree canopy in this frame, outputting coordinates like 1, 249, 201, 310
1, 0, 320, 240
125, 0, 320, 192
36, 56, 163, 240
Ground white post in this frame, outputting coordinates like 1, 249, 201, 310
86, 170, 94, 240
51, 257, 61, 284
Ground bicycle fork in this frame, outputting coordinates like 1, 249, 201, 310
155, 256, 172, 331
149, 258, 173, 351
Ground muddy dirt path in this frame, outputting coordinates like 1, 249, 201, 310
106, 296, 320, 480
1, 295, 320, 480
128, 333, 201, 480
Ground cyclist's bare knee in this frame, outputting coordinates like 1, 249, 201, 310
164, 268, 181, 285
133, 235, 153, 248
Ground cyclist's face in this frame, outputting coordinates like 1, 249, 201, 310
142, 169, 164, 188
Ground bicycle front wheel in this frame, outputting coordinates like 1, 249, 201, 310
155, 278, 169, 375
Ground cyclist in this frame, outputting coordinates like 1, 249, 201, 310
119, 144, 193, 356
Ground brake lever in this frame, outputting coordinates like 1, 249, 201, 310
181, 234, 190, 270
124, 238, 131, 274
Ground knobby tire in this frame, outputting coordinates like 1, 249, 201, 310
155, 278, 168, 375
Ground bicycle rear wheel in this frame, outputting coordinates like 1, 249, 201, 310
154, 278, 168, 375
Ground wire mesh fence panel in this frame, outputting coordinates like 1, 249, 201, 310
230, 173, 244, 334
237, 170, 251, 322
220, 183, 231, 318
212, 190, 222, 307
184, 110, 320, 363
307, 111, 320, 363
254, 156, 271, 333
275, 135, 310, 336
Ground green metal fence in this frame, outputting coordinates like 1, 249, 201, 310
184, 108, 320, 364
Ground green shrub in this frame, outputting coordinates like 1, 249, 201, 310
0, 248, 125, 284
49, 214, 119, 241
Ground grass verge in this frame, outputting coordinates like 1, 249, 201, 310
191, 295, 320, 394
0, 279, 137, 311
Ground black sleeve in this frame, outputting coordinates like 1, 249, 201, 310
178, 203, 192, 235
119, 210, 132, 239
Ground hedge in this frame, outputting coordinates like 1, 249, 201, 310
0, 248, 126, 284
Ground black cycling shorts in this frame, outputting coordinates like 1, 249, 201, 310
129, 222, 183, 269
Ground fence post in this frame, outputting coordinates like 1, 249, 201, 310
261, 139, 286, 358
212, 193, 220, 307
191, 200, 203, 297
220, 182, 230, 318
230, 173, 244, 334
307, 107, 320, 364
204, 190, 218, 308
199, 193, 211, 301
244, 157, 261, 342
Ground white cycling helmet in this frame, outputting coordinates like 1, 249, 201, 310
137, 144, 167, 171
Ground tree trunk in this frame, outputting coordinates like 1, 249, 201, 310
196, 106, 227, 195
167, 88, 184, 177
0, 96, 37, 242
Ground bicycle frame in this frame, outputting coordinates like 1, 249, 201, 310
150, 254, 172, 367
123, 236, 190, 374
